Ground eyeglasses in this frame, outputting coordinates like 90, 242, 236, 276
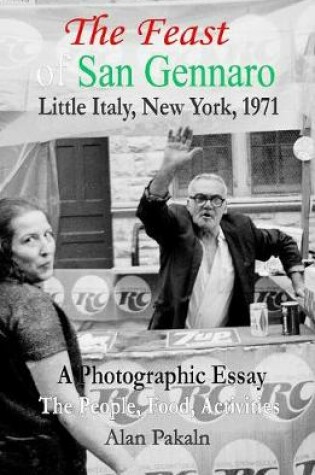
189, 194, 226, 207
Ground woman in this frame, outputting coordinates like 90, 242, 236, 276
0, 198, 144, 475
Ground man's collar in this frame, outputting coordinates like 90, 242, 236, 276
197, 226, 225, 242
218, 227, 226, 242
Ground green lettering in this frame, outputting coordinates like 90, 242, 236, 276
228, 65, 243, 87
172, 64, 188, 87
79, 54, 96, 87
258, 65, 275, 87
145, 54, 169, 87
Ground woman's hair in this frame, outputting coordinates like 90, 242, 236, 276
0, 198, 49, 282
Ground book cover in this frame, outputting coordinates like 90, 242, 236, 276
0, 1, 315, 474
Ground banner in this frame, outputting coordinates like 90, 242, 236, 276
43, 269, 295, 331
80, 327, 315, 475
0, 0, 314, 146
0, 140, 60, 231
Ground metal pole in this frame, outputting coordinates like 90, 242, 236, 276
301, 160, 311, 259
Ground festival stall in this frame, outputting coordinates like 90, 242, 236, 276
79, 325, 315, 475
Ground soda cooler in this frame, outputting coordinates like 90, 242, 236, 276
79, 326, 315, 475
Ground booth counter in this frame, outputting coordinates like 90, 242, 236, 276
43, 269, 315, 473
80, 326, 315, 475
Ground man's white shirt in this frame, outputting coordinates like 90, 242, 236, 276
186, 228, 235, 328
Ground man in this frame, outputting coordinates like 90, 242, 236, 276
137, 126, 304, 329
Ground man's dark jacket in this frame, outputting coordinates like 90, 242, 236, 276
137, 193, 302, 329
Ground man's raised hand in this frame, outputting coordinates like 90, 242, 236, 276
161, 126, 202, 170
149, 126, 203, 197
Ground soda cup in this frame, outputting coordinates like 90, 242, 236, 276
250, 303, 268, 337
280, 301, 300, 335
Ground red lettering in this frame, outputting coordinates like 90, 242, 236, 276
64, 13, 125, 45
138, 18, 167, 45
217, 21, 229, 45
164, 26, 180, 45
138, 18, 229, 46
65, 15, 96, 45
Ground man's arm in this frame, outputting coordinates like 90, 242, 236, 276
250, 219, 304, 297
136, 192, 177, 247
136, 127, 202, 246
